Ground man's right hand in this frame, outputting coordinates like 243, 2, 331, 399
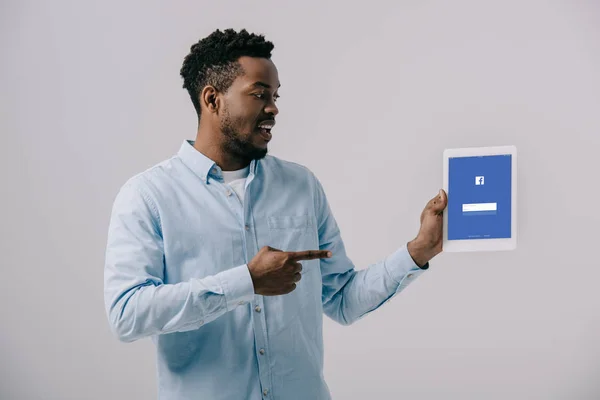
247, 246, 332, 296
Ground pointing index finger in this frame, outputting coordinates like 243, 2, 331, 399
288, 250, 332, 261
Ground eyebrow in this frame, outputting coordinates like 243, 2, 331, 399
251, 81, 281, 89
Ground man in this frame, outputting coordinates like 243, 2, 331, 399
104, 28, 447, 400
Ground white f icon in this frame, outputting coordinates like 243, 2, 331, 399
476, 176, 485, 185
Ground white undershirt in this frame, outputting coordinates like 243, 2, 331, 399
222, 165, 250, 203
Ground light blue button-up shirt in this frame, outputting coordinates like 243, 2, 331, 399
104, 139, 428, 400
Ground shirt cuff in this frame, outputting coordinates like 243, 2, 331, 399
217, 264, 255, 311
383, 245, 427, 285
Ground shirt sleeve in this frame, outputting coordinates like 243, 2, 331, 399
103, 178, 255, 342
311, 172, 427, 326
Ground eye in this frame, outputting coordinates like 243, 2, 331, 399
253, 92, 279, 102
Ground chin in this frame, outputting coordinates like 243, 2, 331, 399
251, 148, 268, 160
249, 139, 269, 157
222, 131, 270, 161
234, 145, 268, 162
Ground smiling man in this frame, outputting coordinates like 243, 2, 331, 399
104, 28, 447, 400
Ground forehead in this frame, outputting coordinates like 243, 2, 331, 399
233, 56, 280, 89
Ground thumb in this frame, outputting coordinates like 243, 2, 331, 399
430, 189, 447, 213
265, 246, 283, 253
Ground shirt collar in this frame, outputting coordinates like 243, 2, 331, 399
177, 139, 258, 184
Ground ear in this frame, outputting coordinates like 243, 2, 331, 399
200, 85, 221, 114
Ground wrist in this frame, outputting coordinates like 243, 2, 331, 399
407, 239, 432, 268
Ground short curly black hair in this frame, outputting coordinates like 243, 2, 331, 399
180, 28, 275, 118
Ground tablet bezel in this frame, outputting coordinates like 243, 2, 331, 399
442, 145, 517, 252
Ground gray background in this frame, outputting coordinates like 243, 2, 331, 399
2, 0, 600, 399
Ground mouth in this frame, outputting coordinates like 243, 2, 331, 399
256, 119, 275, 141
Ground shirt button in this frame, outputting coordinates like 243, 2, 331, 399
259, 348, 265, 355
263, 389, 269, 396
225, 190, 232, 196
245, 225, 250, 231
255, 306, 261, 313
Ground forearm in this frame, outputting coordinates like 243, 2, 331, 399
312, 172, 427, 326
322, 244, 425, 326
105, 264, 254, 342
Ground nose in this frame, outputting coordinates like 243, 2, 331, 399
264, 100, 279, 116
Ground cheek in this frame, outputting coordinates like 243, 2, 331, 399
240, 114, 259, 133
225, 114, 250, 131
223, 101, 260, 132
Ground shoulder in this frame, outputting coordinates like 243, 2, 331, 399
114, 156, 179, 205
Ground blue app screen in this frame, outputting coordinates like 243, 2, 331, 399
448, 154, 512, 240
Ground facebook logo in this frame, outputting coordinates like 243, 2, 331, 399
475, 176, 485, 185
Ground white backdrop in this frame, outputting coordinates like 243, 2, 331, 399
2, 0, 600, 398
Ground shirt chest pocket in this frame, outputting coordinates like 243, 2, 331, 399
266, 214, 315, 252
265, 214, 321, 335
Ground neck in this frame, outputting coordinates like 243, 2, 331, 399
193, 123, 250, 171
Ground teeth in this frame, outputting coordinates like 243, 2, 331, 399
258, 120, 275, 129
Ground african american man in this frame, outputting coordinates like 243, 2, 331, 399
104, 28, 448, 400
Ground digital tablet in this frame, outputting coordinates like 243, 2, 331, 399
442, 145, 517, 252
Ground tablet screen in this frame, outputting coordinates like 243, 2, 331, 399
448, 154, 512, 240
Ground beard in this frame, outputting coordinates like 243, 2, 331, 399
220, 106, 268, 163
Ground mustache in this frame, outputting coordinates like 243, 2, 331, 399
256, 116, 276, 124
